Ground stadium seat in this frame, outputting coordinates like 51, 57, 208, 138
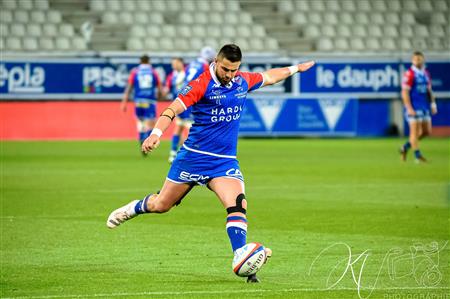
323, 12, 338, 25
90, 0, 105, 11
144, 38, 160, 51
135, 12, 149, 24
18, 0, 33, 10
209, 12, 224, 25
191, 25, 206, 37
121, 0, 136, 11
398, 38, 412, 50
381, 38, 397, 51
226, 14, 239, 24
340, 0, 356, 11
162, 25, 176, 37
237, 26, 252, 38
430, 25, 446, 38
222, 26, 236, 38
23, 37, 38, 51
367, 26, 382, 38
6, 37, 22, 50
0, 38, 4, 50
370, 13, 384, 25
295, 0, 310, 11
431, 13, 447, 25
179, 12, 194, 24
181, 0, 196, 11
175, 26, 190, 38
14, 10, 29, 23
366, 38, 380, 51
352, 26, 367, 38
150, 13, 164, 24
203, 37, 219, 50
55, 37, 71, 50
239, 12, 253, 25
356, 0, 371, 12
225, 1, 240, 11
412, 39, 427, 51
401, 25, 414, 38
27, 24, 42, 37
403, 1, 418, 12
189, 37, 203, 50
235, 38, 249, 51
174, 38, 190, 51
135, 0, 151, 10
386, 0, 401, 11
336, 25, 351, 37
316, 38, 333, 51
278, 0, 294, 13
339, 12, 354, 25
1, 0, 16, 9
42, 24, 58, 36
303, 25, 321, 38
325, 0, 340, 11
355, 13, 369, 25
349, 38, 365, 51
196, 0, 211, 12
372, 0, 387, 11
106, 0, 121, 11
130, 26, 146, 37
59, 24, 75, 37
102, 12, 116, 24
265, 38, 279, 51
308, 12, 322, 24
210, 0, 225, 11
428, 38, 445, 51
401, 13, 416, 25
291, 12, 308, 26
39, 37, 55, 50
252, 25, 266, 38
119, 12, 133, 25
384, 25, 399, 38
434, 0, 449, 11
1, 24, 8, 36
1, 10, 13, 23
30, 11, 46, 23
34, 0, 49, 8
415, 25, 429, 38
334, 38, 349, 51
321, 25, 336, 37
207, 26, 222, 39
10, 24, 26, 37
166, 0, 179, 11
249, 39, 265, 51
159, 37, 174, 51
72, 37, 87, 51
310, 0, 325, 11
385, 12, 400, 25
47, 11, 62, 23
127, 38, 144, 51
417, 0, 433, 11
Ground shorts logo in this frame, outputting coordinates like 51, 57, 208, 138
179, 171, 209, 182
179, 85, 192, 96
226, 168, 243, 180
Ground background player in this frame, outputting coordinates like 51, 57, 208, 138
399, 51, 437, 162
121, 55, 162, 149
166, 47, 216, 163
107, 44, 315, 282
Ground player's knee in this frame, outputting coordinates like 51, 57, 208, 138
226, 193, 247, 215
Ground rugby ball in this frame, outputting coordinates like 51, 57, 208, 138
232, 242, 266, 277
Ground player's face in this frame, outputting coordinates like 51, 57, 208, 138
215, 58, 241, 85
412, 54, 424, 68
171, 59, 183, 71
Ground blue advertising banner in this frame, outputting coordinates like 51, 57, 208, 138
240, 98, 358, 136
299, 61, 450, 94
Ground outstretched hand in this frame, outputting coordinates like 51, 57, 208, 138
298, 61, 315, 72
141, 134, 160, 154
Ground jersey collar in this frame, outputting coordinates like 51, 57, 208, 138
411, 65, 425, 74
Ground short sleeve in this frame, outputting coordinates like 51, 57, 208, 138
241, 72, 264, 92
177, 74, 209, 109
127, 68, 137, 86
402, 69, 413, 90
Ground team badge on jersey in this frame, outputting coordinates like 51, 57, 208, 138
180, 85, 192, 96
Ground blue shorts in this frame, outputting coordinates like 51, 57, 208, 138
167, 147, 244, 186
135, 100, 156, 120
405, 109, 431, 123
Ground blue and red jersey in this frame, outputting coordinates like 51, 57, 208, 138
185, 58, 209, 83
402, 65, 432, 111
128, 64, 161, 101
165, 69, 186, 98
176, 63, 264, 157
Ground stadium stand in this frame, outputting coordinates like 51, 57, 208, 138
0, 0, 448, 53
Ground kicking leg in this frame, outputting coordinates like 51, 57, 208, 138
106, 180, 193, 228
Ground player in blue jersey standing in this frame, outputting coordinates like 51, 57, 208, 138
108, 44, 315, 282
165, 47, 216, 163
121, 55, 162, 149
399, 51, 437, 163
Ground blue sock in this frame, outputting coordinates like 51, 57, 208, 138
171, 135, 180, 151
226, 215, 247, 252
414, 150, 422, 159
139, 132, 147, 144
403, 141, 411, 151
134, 194, 153, 214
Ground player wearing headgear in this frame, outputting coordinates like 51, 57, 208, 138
167, 47, 216, 163
399, 51, 437, 163
107, 44, 315, 282
121, 54, 162, 150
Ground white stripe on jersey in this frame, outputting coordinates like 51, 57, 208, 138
176, 97, 187, 111
183, 144, 237, 159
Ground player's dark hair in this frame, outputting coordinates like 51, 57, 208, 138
217, 44, 242, 62
140, 55, 150, 64
172, 57, 184, 63
413, 51, 424, 57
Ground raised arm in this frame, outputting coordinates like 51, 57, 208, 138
262, 61, 315, 87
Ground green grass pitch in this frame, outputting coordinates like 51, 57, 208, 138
1, 138, 449, 299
